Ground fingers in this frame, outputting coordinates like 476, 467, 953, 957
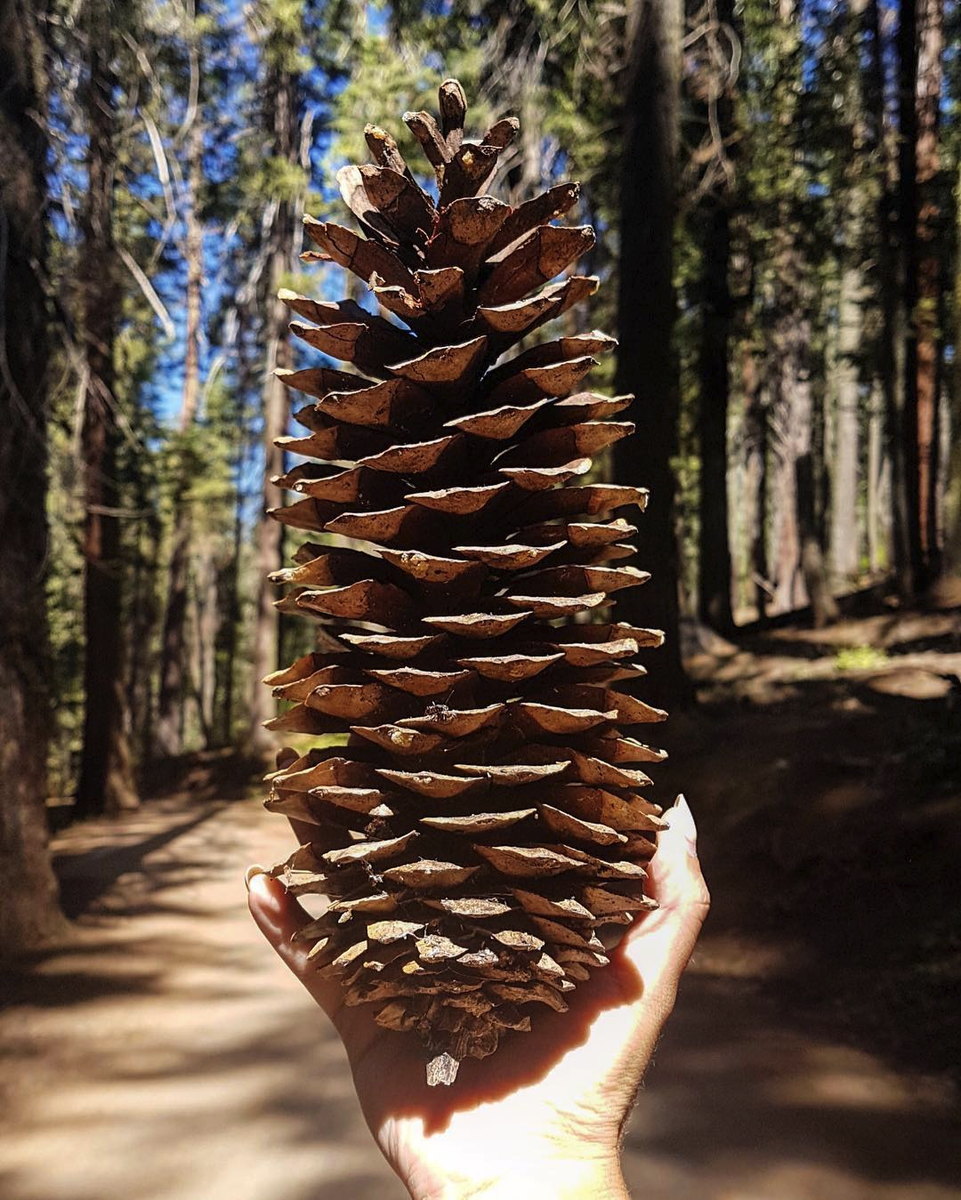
246, 870, 346, 1020
619, 794, 710, 987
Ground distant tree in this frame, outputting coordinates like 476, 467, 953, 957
248, 0, 312, 746
156, 1, 210, 756
913, 0, 944, 585
688, 0, 739, 633
74, 0, 140, 815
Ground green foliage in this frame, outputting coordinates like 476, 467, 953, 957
834, 644, 890, 673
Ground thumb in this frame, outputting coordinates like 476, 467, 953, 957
246, 869, 346, 1022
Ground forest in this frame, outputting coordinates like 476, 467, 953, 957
1, 0, 960, 1193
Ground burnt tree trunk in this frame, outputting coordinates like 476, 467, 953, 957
0, 0, 66, 950
613, 0, 689, 706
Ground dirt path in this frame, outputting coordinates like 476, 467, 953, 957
2, 792, 958, 1200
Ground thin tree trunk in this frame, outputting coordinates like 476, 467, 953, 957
897, 0, 924, 595
831, 255, 861, 584
742, 344, 770, 623
250, 66, 300, 744
697, 197, 735, 632
768, 0, 837, 626
914, 0, 943, 583
695, 0, 736, 634
613, 0, 688, 707
944, 160, 961, 575
832, 0, 867, 584
867, 0, 912, 593
156, 111, 204, 757
0, 0, 66, 950
75, 0, 138, 817
127, 419, 160, 760
867, 382, 884, 573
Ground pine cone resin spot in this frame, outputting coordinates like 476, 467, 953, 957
262, 79, 669, 1087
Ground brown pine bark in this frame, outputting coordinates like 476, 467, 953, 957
897, 0, 923, 596
156, 112, 204, 757
946, 162, 961, 575
0, 0, 66, 951
866, 0, 912, 593
74, 0, 138, 817
697, 201, 734, 633
613, 0, 688, 705
695, 0, 736, 634
250, 65, 300, 744
768, 0, 837, 627
830, 0, 869, 584
914, 0, 943, 583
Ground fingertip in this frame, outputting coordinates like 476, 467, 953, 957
669, 793, 697, 851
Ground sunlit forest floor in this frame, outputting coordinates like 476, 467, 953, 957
2, 597, 960, 1200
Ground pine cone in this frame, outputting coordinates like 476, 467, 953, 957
262, 79, 668, 1087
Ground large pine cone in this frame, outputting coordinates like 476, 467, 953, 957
263, 80, 667, 1086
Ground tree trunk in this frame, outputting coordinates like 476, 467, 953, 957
831, 256, 861, 582
156, 112, 204, 757
250, 65, 300, 744
75, 0, 138, 817
697, 199, 735, 632
897, 0, 925, 597
767, 0, 837, 627
0, 0, 66, 951
914, 0, 943, 584
945, 160, 961, 575
743, 347, 770, 623
866, 382, 884, 573
613, 0, 688, 707
866, 0, 912, 594
832, 0, 867, 587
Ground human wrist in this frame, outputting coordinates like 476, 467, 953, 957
407, 1152, 628, 1199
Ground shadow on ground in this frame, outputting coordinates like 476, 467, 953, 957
1, 603, 959, 1199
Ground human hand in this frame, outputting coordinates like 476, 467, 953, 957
247, 794, 709, 1200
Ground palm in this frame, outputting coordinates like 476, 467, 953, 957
247, 797, 707, 1198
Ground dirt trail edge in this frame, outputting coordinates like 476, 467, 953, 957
1, 791, 958, 1200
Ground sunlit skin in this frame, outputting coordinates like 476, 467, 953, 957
247, 794, 709, 1200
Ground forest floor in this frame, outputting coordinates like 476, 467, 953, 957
2, 597, 960, 1200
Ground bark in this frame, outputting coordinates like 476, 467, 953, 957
743, 346, 770, 623
866, 383, 884, 573
831, 3, 868, 583
867, 0, 912, 593
945, 161, 961, 575
769, 0, 838, 627
695, 0, 737, 633
75, 0, 138, 817
250, 65, 300, 743
913, 0, 943, 583
831, 248, 861, 582
0, 0, 66, 951
696, 204, 735, 629
613, 0, 689, 707
897, 0, 924, 596
155, 112, 204, 756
